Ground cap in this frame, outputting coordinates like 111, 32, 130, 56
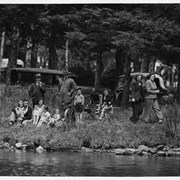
35, 73, 41, 78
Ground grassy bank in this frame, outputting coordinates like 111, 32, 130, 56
0, 85, 180, 151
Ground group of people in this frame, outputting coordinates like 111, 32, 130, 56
130, 73, 164, 124
9, 70, 166, 127
9, 72, 86, 127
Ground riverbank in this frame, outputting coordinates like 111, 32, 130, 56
0, 85, 180, 157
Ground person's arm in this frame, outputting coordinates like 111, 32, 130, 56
39, 83, 46, 94
69, 79, 77, 95
130, 82, 137, 101
82, 95, 85, 105
23, 107, 32, 120
146, 81, 159, 94
29, 84, 34, 98
74, 95, 77, 105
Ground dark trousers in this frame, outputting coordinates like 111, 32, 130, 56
57, 92, 72, 112
131, 101, 144, 123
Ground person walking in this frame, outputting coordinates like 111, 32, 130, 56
58, 72, 77, 111
142, 73, 163, 124
129, 74, 145, 124
29, 73, 46, 108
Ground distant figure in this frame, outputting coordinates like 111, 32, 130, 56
74, 87, 84, 123
58, 72, 77, 112
37, 105, 51, 127
142, 73, 163, 124
98, 89, 113, 120
48, 109, 61, 127
60, 101, 76, 130
21, 99, 33, 125
129, 74, 145, 124
32, 99, 45, 126
9, 100, 24, 125
29, 73, 46, 108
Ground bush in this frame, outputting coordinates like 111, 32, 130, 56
161, 103, 180, 138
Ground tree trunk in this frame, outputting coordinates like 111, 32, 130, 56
6, 30, 18, 86
115, 49, 125, 90
115, 49, 124, 76
48, 27, 58, 70
141, 55, 150, 73
176, 62, 180, 103
0, 31, 5, 67
94, 53, 104, 91
30, 43, 37, 68
121, 53, 131, 108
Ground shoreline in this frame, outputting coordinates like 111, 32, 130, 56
1, 142, 180, 157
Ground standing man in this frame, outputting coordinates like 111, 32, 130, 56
29, 73, 46, 108
58, 72, 77, 111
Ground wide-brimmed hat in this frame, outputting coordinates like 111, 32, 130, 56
35, 73, 41, 78
62, 70, 70, 76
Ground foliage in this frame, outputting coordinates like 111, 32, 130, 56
161, 103, 180, 138
1, 86, 180, 151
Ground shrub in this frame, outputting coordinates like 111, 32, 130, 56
161, 103, 180, 138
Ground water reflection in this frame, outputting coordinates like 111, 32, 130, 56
0, 150, 179, 176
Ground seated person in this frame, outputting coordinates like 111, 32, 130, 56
95, 94, 103, 114
57, 101, 75, 127
9, 100, 24, 125
32, 99, 45, 126
98, 89, 113, 120
48, 109, 61, 127
21, 99, 33, 125
37, 105, 51, 127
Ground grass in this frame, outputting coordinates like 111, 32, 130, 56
0, 85, 180, 151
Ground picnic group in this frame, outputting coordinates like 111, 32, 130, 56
9, 72, 114, 128
9, 70, 173, 128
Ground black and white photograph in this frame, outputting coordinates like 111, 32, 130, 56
0, 2, 180, 177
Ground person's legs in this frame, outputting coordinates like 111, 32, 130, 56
131, 102, 139, 123
152, 99, 163, 123
22, 119, 33, 126
99, 107, 106, 120
9, 112, 16, 125
142, 99, 154, 123
58, 94, 63, 112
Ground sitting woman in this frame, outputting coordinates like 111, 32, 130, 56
98, 89, 113, 120
48, 109, 61, 127
9, 100, 24, 125
37, 105, 51, 127
32, 99, 45, 126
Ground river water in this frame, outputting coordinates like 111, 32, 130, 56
0, 150, 180, 176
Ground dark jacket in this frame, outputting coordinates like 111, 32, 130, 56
23, 106, 33, 121
103, 94, 112, 107
130, 81, 144, 102
29, 83, 46, 102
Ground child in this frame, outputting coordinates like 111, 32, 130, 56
48, 109, 61, 126
32, 99, 45, 126
74, 88, 84, 123
10, 100, 24, 125
98, 89, 113, 120
95, 94, 103, 114
60, 101, 76, 128
37, 105, 50, 127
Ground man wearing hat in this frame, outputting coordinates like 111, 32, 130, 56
29, 73, 46, 107
58, 71, 77, 111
